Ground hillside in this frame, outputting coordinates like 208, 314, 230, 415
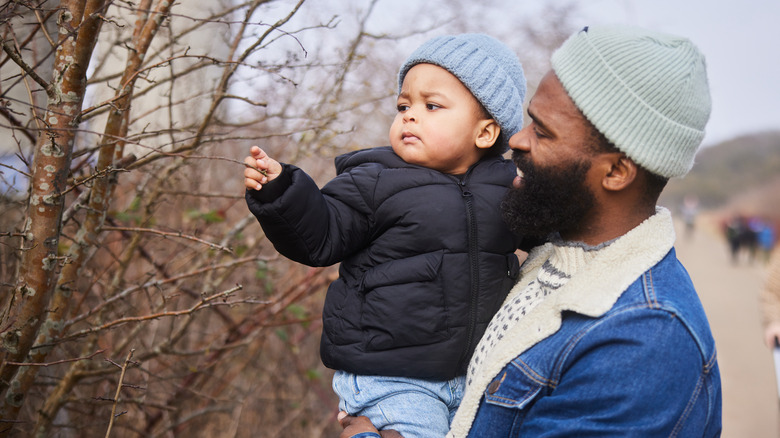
660, 130, 780, 219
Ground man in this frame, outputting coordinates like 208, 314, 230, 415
340, 24, 722, 437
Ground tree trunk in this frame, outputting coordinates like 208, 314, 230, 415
0, 0, 109, 427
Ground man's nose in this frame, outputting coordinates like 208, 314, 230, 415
508, 125, 532, 151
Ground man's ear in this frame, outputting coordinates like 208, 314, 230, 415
602, 154, 638, 191
475, 120, 500, 149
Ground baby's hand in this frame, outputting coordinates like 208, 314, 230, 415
243, 146, 282, 191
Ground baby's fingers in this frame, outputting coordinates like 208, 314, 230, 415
246, 147, 281, 183
250, 145, 268, 159
243, 159, 268, 191
244, 167, 267, 190
244, 176, 263, 191
243, 155, 267, 174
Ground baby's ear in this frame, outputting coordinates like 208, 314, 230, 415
475, 120, 500, 149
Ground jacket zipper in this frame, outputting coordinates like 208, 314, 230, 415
457, 173, 480, 372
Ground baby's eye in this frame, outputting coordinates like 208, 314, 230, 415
426, 103, 441, 110
397, 104, 409, 112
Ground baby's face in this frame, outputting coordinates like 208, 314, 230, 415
390, 63, 495, 175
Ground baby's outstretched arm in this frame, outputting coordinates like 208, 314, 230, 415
243, 146, 283, 191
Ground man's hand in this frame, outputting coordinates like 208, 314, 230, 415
337, 412, 404, 438
243, 145, 282, 191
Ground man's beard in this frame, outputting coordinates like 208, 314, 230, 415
501, 152, 596, 240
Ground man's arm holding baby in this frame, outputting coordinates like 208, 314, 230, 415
338, 412, 402, 438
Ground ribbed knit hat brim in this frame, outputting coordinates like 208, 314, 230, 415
552, 25, 712, 178
398, 34, 526, 153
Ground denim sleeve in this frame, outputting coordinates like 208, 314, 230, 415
473, 308, 721, 437
348, 433, 381, 438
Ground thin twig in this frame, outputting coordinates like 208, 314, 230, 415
56, 166, 130, 199
98, 226, 233, 253
63, 256, 262, 329
62, 285, 244, 341
1, 40, 51, 96
4, 350, 105, 367
0, 231, 27, 238
104, 349, 135, 438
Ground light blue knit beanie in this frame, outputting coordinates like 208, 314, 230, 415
551, 25, 712, 178
398, 34, 527, 153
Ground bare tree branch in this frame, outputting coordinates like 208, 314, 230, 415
1, 40, 51, 96
4, 349, 104, 367
99, 226, 233, 253
104, 349, 135, 438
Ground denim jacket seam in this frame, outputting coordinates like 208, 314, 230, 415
511, 358, 556, 387
669, 371, 705, 437
649, 300, 716, 367
704, 348, 718, 373
642, 269, 660, 308
486, 394, 528, 407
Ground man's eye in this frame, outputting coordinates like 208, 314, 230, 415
397, 104, 409, 112
426, 103, 441, 110
533, 127, 547, 138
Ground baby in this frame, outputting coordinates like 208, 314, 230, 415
243, 34, 527, 437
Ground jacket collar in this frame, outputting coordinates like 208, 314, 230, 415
448, 207, 676, 437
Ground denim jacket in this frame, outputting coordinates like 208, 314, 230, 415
448, 208, 722, 437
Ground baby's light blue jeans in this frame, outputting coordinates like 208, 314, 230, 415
333, 370, 466, 438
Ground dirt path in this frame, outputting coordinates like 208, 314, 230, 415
674, 217, 778, 437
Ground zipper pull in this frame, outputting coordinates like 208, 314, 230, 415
459, 178, 472, 197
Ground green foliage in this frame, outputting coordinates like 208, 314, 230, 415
113, 196, 144, 224
255, 260, 268, 280
255, 261, 274, 295
128, 196, 142, 212
185, 208, 225, 223
275, 328, 289, 342
234, 244, 248, 257
286, 303, 307, 320
305, 368, 321, 381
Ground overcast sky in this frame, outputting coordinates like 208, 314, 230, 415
363, 0, 780, 147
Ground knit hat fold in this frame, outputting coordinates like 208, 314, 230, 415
551, 25, 712, 178
398, 34, 527, 153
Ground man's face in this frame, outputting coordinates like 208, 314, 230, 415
500, 71, 601, 240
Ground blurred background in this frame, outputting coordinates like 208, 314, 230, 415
0, 0, 777, 436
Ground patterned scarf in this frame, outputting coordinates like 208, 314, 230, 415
466, 239, 608, 386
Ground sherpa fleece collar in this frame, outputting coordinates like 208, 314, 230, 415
448, 207, 676, 437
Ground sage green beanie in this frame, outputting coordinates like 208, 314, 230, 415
551, 25, 712, 178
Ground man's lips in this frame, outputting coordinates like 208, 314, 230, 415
512, 168, 525, 189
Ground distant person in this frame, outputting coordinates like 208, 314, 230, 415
340, 24, 722, 438
681, 195, 699, 239
243, 34, 530, 437
744, 216, 763, 264
756, 220, 776, 263
761, 248, 780, 348
725, 214, 745, 264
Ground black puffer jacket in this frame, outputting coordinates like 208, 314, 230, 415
246, 147, 523, 379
